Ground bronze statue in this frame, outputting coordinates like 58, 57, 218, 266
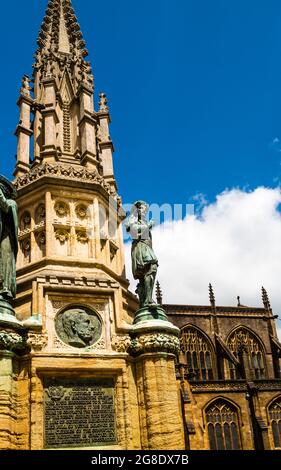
126, 201, 158, 308
0, 175, 18, 301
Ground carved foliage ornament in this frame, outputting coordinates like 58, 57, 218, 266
54, 201, 69, 217
75, 204, 88, 220
0, 331, 27, 352
111, 335, 131, 353
14, 163, 117, 197
76, 231, 88, 244
27, 332, 48, 351
55, 229, 69, 244
130, 333, 180, 356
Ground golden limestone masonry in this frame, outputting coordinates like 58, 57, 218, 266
0, 0, 280, 451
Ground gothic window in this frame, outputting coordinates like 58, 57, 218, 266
206, 400, 241, 450
180, 327, 214, 381
268, 398, 281, 449
227, 328, 266, 380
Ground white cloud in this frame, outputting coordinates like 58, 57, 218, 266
125, 187, 281, 339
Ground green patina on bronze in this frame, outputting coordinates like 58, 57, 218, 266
0, 175, 18, 307
126, 201, 158, 308
126, 200, 169, 324
55, 305, 102, 348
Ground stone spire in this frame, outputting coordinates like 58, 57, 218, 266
262, 287, 271, 311
34, 0, 93, 91
14, 0, 117, 192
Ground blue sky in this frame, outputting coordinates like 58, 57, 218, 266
1, 0, 281, 206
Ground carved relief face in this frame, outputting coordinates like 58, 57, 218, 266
55, 201, 68, 217
70, 311, 94, 343
76, 204, 88, 219
76, 231, 88, 243
55, 230, 69, 244
55, 306, 102, 349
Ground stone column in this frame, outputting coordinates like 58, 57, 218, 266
78, 83, 97, 169
41, 77, 58, 161
14, 76, 33, 178
97, 93, 116, 191
130, 320, 185, 450
0, 327, 27, 449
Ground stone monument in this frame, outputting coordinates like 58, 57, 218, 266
0, 0, 184, 451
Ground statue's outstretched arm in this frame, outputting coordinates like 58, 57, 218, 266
0, 187, 9, 213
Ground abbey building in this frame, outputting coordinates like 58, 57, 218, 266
0, 0, 280, 451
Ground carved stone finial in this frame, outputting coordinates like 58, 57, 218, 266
209, 283, 215, 308
34, 0, 92, 90
99, 92, 108, 112
262, 286, 271, 311
156, 281, 163, 305
20, 75, 32, 97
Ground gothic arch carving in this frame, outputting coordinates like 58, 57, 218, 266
180, 324, 216, 381
204, 397, 242, 450
226, 326, 267, 379
267, 395, 281, 449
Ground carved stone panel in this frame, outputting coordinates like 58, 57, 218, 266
44, 378, 116, 448
55, 305, 102, 348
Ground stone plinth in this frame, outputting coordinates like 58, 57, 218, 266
130, 317, 185, 450
0, 305, 29, 450
0, 299, 24, 330
133, 305, 169, 324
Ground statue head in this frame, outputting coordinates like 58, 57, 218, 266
62, 308, 95, 347
132, 200, 148, 219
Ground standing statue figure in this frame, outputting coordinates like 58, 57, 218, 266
126, 201, 158, 308
0, 175, 18, 302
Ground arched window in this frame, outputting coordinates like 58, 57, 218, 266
268, 398, 281, 449
227, 328, 266, 380
181, 327, 214, 381
206, 400, 241, 450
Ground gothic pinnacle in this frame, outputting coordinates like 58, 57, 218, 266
33, 0, 93, 93
209, 283, 215, 308
99, 93, 109, 112
262, 286, 271, 311
20, 75, 32, 98
156, 281, 163, 305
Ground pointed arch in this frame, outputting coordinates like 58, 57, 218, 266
204, 397, 242, 450
226, 325, 267, 380
267, 395, 281, 449
180, 324, 216, 381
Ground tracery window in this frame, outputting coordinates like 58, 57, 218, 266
227, 328, 266, 380
268, 398, 281, 449
181, 327, 214, 381
206, 400, 241, 450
